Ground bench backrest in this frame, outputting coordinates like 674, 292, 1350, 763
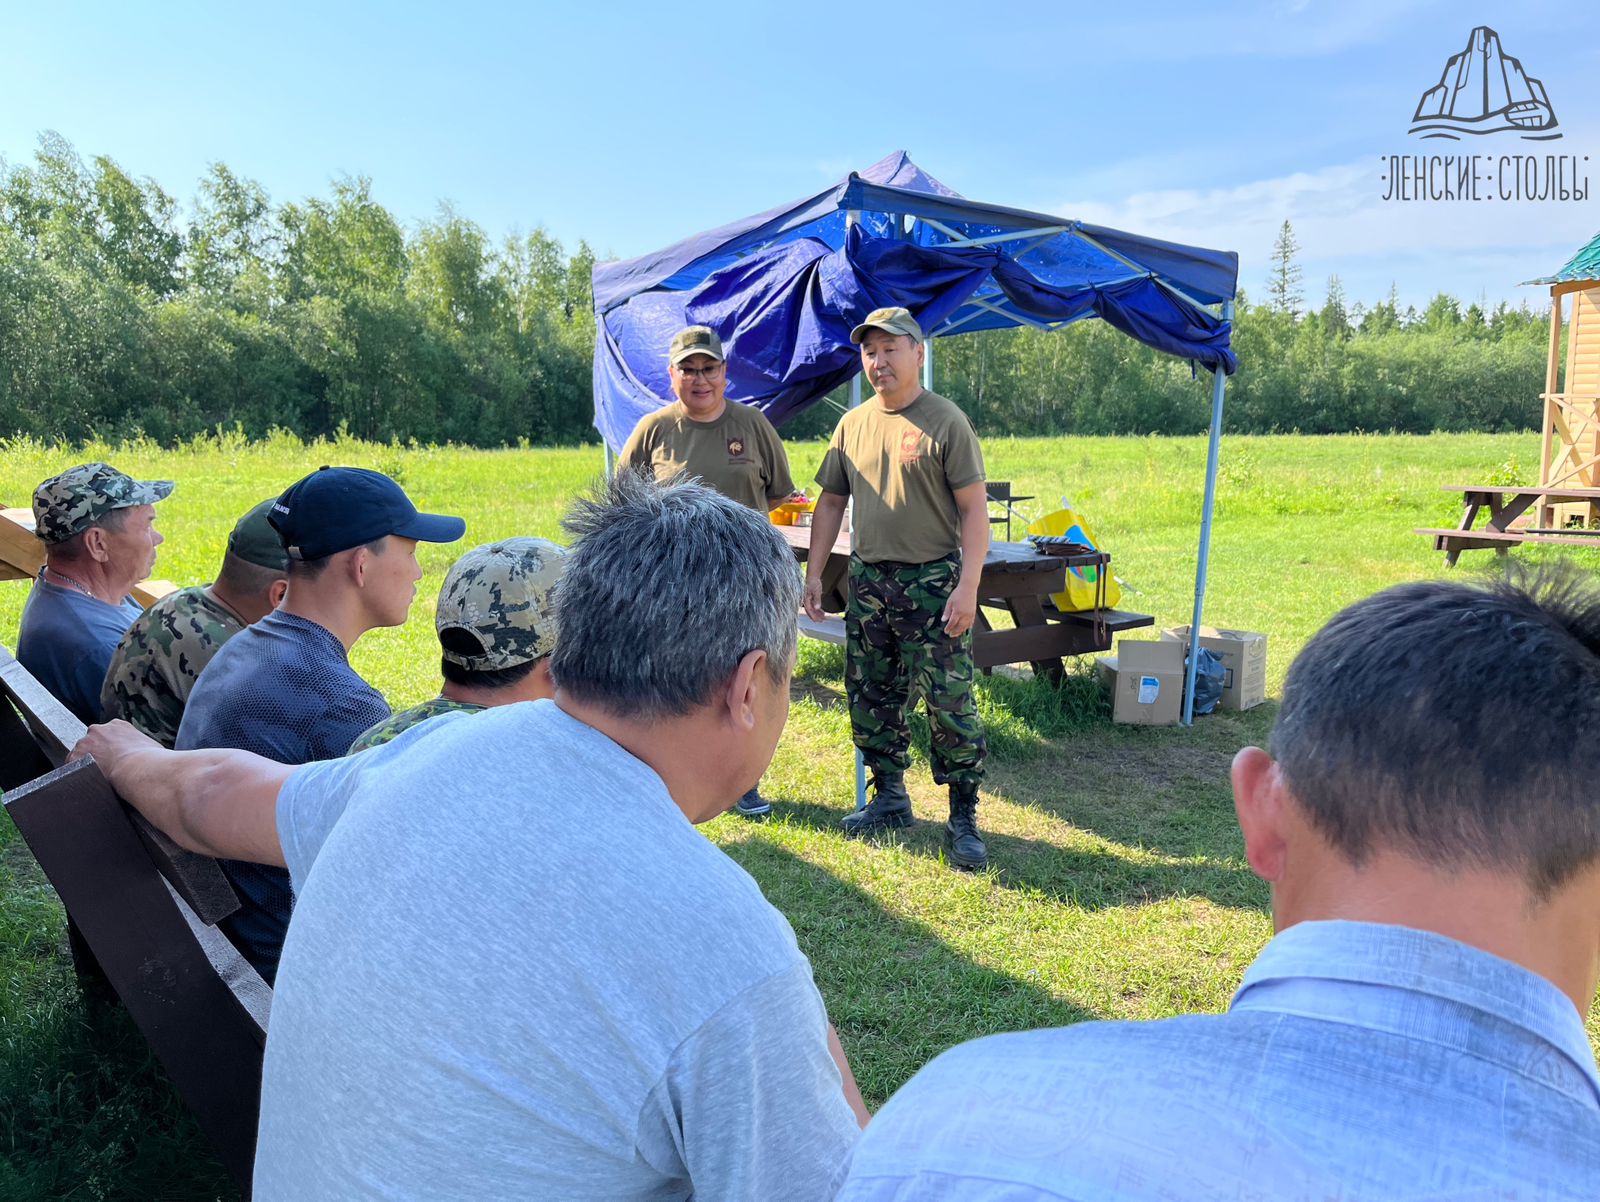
1, 643, 268, 1192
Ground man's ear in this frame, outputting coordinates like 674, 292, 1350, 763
268, 578, 288, 608
724, 649, 767, 731
347, 546, 369, 586
1232, 746, 1290, 884
81, 525, 110, 562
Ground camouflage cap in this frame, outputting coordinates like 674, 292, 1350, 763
227, 498, 291, 572
435, 537, 568, 670
33, 462, 175, 545
849, 306, 924, 345
668, 325, 725, 365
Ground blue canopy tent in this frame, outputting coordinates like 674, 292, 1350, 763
593, 151, 1239, 724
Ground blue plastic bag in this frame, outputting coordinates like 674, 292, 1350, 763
1190, 648, 1225, 716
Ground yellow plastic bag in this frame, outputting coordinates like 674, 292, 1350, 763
1025, 503, 1122, 612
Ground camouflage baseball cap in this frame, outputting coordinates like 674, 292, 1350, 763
435, 537, 568, 670
849, 306, 924, 345
668, 325, 725, 365
32, 462, 175, 545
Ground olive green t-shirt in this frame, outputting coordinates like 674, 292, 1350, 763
619, 400, 795, 513
815, 390, 986, 564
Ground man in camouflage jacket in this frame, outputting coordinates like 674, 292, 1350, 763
101, 498, 290, 746
349, 536, 567, 752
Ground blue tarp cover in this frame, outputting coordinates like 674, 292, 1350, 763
593, 152, 1238, 449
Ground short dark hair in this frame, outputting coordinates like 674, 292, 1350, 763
437, 625, 538, 690
439, 654, 538, 690
216, 550, 287, 597
1271, 567, 1600, 898
286, 537, 387, 579
550, 470, 799, 718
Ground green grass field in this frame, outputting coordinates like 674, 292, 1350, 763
3, 430, 1598, 1200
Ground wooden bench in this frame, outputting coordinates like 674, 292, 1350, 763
1, 643, 268, 1193
1419, 484, 1600, 565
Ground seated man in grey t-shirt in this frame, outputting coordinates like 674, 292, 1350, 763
74, 473, 868, 1202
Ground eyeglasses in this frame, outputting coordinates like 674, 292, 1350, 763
676, 364, 724, 380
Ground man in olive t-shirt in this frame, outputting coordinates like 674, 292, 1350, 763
804, 307, 991, 871
620, 324, 796, 819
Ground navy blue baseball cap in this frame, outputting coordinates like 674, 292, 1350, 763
269, 466, 466, 561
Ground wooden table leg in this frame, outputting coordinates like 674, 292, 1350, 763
1005, 594, 1065, 685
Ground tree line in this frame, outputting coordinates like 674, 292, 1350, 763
0, 135, 1556, 448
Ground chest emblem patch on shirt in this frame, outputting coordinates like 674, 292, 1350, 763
727, 436, 748, 460
899, 428, 923, 465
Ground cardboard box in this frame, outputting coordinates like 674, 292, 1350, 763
1094, 655, 1118, 695
1161, 625, 1268, 711
1111, 639, 1185, 726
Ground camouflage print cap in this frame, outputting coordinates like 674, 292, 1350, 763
435, 537, 569, 670
33, 462, 175, 544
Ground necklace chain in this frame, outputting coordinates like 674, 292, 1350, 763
46, 565, 99, 602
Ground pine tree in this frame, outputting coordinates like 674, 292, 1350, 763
1266, 220, 1304, 316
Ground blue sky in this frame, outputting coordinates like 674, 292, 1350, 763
3, 1, 1597, 310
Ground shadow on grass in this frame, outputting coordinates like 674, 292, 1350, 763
763, 794, 1265, 914
722, 838, 1098, 1107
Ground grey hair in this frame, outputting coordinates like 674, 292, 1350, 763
551, 469, 800, 718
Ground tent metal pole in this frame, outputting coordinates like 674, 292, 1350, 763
603, 441, 615, 481
1181, 300, 1235, 725
848, 370, 868, 810
923, 329, 934, 392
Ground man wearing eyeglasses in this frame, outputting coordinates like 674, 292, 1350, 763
620, 325, 795, 515
620, 324, 796, 818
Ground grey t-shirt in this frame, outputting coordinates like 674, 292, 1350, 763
256, 700, 859, 1201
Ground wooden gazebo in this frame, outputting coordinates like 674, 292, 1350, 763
1533, 232, 1600, 529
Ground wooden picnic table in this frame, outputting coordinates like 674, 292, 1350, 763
1416, 484, 1600, 565
778, 524, 1152, 683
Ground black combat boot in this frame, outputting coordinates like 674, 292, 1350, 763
841, 769, 913, 836
945, 783, 988, 871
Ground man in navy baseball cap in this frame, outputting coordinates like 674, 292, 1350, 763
173, 465, 464, 982
269, 466, 466, 561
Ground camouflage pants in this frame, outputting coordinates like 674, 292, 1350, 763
845, 556, 985, 787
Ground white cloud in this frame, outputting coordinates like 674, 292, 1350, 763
1053, 141, 1600, 305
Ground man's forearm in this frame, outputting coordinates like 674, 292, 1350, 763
807, 494, 848, 578
828, 1023, 871, 1128
99, 741, 292, 865
955, 498, 990, 594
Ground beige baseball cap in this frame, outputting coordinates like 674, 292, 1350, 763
849, 306, 924, 345
668, 326, 725, 365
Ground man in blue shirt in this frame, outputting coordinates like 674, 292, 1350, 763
177, 466, 465, 982
16, 462, 172, 722
832, 570, 1600, 1200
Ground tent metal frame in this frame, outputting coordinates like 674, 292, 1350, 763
604, 183, 1236, 734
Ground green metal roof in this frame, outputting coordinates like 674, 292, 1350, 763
1525, 230, 1600, 286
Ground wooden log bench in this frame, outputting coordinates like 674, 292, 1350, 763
1, 643, 269, 1193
